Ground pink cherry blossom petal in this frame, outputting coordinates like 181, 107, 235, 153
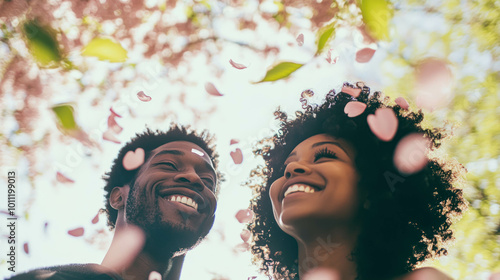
101, 225, 146, 272
414, 59, 454, 111
24, 242, 29, 254
303, 268, 340, 280
229, 59, 247, 70
68, 227, 85, 237
355, 48, 376, 63
235, 209, 254, 223
489, 272, 500, 280
235, 242, 250, 252
149, 271, 162, 280
92, 212, 99, 224
122, 148, 145, 171
56, 172, 75, 184
230, 139, 239, 145
108, 114, 123, 134
205, 82, 223, 96
344, 101, 367, 117
137, 91, 152, 102
341, 86, 362, 98
103, 129, 121, 144
240, 229, 251, 242
230, 148, 243, 164
326, 49, 339, 64
110, 107, 122, 118
296, 33, 304, 46
367, 108, 398, 142
394, 133, 430, 174
395, 97, 410, 110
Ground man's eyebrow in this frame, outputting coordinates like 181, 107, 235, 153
311, 141, 350, 156
152, 150, 185, 159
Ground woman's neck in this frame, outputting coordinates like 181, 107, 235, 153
295, 225, 359, 280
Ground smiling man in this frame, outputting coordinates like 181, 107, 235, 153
9, 126, 221, 280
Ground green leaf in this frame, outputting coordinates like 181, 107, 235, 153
256, 62, 303, 83
52, 104, 77, 130
23, 20, 61, 67
360, 0, 392, 41
316, 25, 335, 54
81, 37, 128, 62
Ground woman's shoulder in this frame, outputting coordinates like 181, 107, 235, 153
394, 267, 453, 280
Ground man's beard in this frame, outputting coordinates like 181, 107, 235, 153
125, 186, 210, 257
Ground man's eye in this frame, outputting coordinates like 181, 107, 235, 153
202, 177, 214, 187
313, 147, 337, 162
158, 162, 177, 170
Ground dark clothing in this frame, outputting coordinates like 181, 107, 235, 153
6, 264, 123, 280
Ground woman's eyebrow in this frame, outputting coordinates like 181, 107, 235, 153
311, 141, 350, 156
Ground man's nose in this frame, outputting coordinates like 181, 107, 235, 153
173, 171, 204, 191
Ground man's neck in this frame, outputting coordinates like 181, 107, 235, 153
120, 252, 184, 280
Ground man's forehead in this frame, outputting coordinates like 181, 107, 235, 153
152, 141, 213, 166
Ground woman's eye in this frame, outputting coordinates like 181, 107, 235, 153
313, 148, 337, 162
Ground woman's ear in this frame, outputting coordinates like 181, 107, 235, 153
110, 186, 128, 210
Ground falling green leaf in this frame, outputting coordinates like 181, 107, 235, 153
23, 20, 61, 67
81, 37, 128, 62
256, 62, 303, 83
52, 104, 77, 130
360, 0, 393, 41
316, 25, 335, 54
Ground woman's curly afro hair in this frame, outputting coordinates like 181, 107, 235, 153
247, 83, 467, 280
102, 124, 221, 229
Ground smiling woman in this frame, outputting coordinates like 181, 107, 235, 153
247, 83, 467, 280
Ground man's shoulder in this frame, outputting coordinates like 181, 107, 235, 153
7, 263, 123, 280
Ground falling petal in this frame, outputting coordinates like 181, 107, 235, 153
235, 242, 250, 252
240, 229, 251, 242
107, 114, 123, 134
110, 107, 122, 118
101, 225, 146, 272
103, 129, 121, 144
56, 172, 75, 184
44, 222, 49, 233
341, 86, 362, 98
230, 148, 243, 164
23, 243, 29, 254
395, 97, 410, 110
137, 91, 152, 102
367, 108, 398, 141
326, 49, 339, 64
122, 148, 145, 171
230, 139, 239, 145
229, 59, 247, 70
235, 209, 254, 223
205, 82, 223, 96
489, 272, 500, 280
414, 59, 453, 111
68, 227, 85, 237
355, 48, 376, 63
92, 212, 99, 224
394, 133, 430, 174
296, 33, 304, 46
344, 101, 367, 117
81, 37, 128, 62
303, 268, 340, 280
149, 271, 162, 280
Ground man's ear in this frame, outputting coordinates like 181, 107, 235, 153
110, 186, 128, 210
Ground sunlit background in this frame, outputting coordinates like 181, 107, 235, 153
0, 0, 499, 279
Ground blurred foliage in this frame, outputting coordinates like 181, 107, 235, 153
0, 0, 498, 279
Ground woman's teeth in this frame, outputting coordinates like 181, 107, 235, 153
167, 195, 198, 210
284, 184, 316, 198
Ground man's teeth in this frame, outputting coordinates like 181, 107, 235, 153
284, 184, 316, 198
167, 195, 198, 210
